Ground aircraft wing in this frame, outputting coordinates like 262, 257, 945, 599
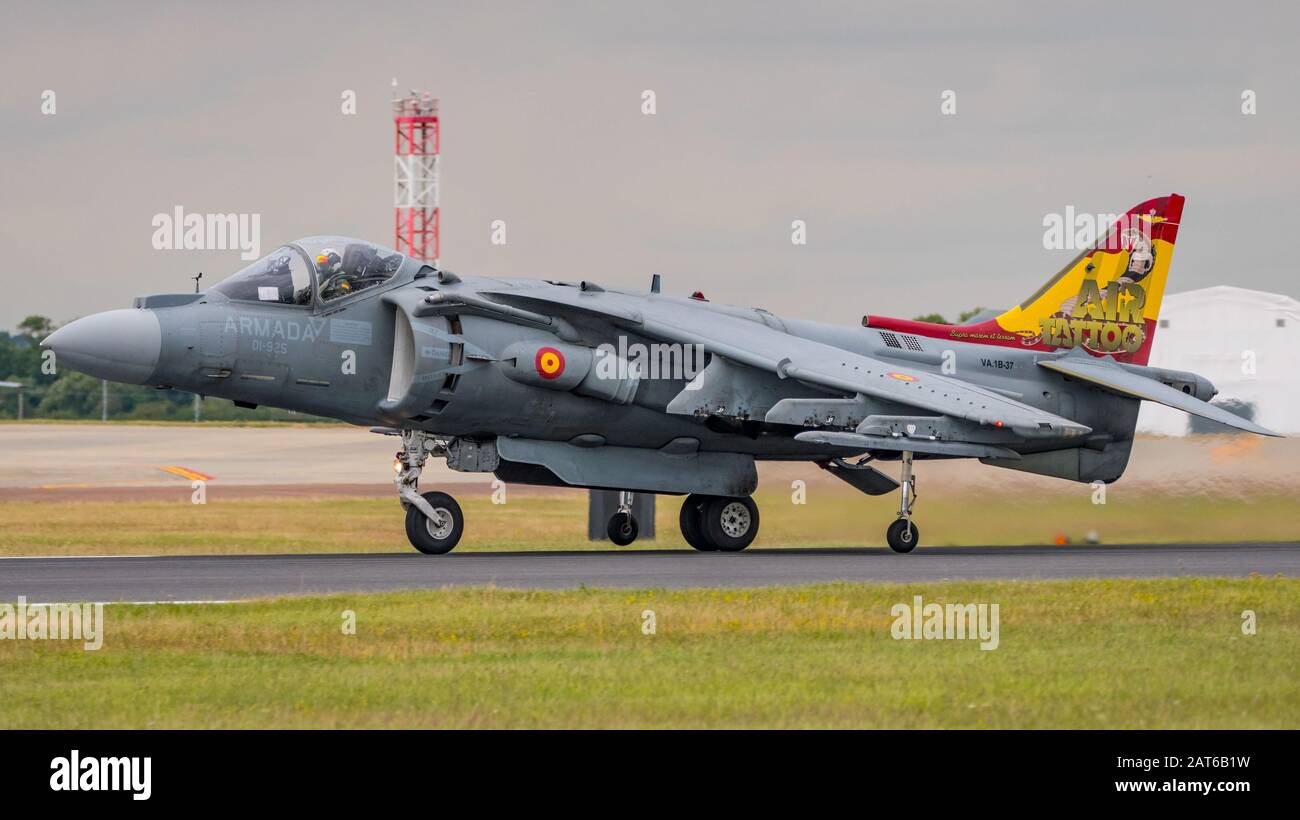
1037, 351, 1281, 437
792, 429, 1022, 459
483, 287, 1089, 441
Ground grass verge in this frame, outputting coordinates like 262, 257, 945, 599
0, 578, 1294, 728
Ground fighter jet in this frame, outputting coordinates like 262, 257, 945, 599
42, 194, 1278, 554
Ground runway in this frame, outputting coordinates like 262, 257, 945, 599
1, 542, 1296, 602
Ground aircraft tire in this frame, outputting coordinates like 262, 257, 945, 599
607, 511, 639, 546
405, 491, 464, 554
886, 519, 919, 553
679, 494, 715, 551
700, 495, 759, 552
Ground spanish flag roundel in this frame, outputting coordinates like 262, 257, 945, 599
535, 346, 565, 379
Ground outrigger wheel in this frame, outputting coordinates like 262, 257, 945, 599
886, 519, 919, 554
679, 493, 760, 552
886, 450, 920, 553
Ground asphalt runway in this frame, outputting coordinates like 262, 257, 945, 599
1, 542, 1296, 602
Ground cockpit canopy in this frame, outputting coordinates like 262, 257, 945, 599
210, 236, 407, 305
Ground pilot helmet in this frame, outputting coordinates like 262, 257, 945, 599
316, 249, 342, 274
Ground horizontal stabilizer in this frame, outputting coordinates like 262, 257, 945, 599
794, 430, 1020, 459
1037, 352, 1281, 437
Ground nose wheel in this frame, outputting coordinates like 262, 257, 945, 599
405, 491, 464, 554
887, 451, 920, 553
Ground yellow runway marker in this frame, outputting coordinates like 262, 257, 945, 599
158, 466, 215, 482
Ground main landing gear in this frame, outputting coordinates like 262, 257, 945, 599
394, 430, 465, 554
886, 451, 920, 553
679, 493, 760, 552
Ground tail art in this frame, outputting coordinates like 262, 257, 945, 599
866, 194, 1184, 366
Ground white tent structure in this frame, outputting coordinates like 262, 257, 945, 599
1137, 286, 1300, 435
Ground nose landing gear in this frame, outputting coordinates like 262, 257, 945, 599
394, 430, 465, 554
886, 451, 920, 553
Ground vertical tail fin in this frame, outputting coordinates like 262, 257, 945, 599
865, 193, 1185, 366
990, 194, 1183, 365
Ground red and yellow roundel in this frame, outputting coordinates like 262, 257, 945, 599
535, 346, 565, 379
887, 371, 917, 382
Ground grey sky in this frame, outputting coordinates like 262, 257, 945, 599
3, 0, 1297, 331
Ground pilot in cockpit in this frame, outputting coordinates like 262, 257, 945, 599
316, 248, 352, 300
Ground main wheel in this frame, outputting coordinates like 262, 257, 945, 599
607, 511, 639, 546
679, 494, 714, 551
886, 519, 919, 553
700, 495, 760, 552
404, 491, 464, 554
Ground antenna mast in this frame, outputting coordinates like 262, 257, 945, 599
392, 80, 440, 265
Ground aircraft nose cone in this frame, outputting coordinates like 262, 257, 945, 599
41, 309, 162, 385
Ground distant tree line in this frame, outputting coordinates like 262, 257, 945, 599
0, 316, 326, 422
911, 307, 990, 326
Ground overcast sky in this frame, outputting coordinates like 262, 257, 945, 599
3, 1, 1298, 331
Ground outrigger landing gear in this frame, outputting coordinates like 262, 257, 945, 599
394, 430, 464, 554
607, 491, 639, 546
679, 493, 760, 552
886, 450, 919, 553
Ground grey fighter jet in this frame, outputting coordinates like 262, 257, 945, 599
42, 194, 1278, 553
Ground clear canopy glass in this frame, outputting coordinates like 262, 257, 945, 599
296, 236, 406, 302
210, 237, 406, 305
210, 246, 314, 305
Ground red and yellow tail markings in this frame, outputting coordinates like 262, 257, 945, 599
865, 194, 1184, 367
989, 194, 1183, 365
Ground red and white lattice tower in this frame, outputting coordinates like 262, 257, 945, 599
392, 83, 440, 265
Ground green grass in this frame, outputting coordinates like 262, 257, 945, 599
1, 578, 1294, 728
0, 490, 1296, 556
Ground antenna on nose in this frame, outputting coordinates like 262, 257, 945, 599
192, 271, 203, 293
